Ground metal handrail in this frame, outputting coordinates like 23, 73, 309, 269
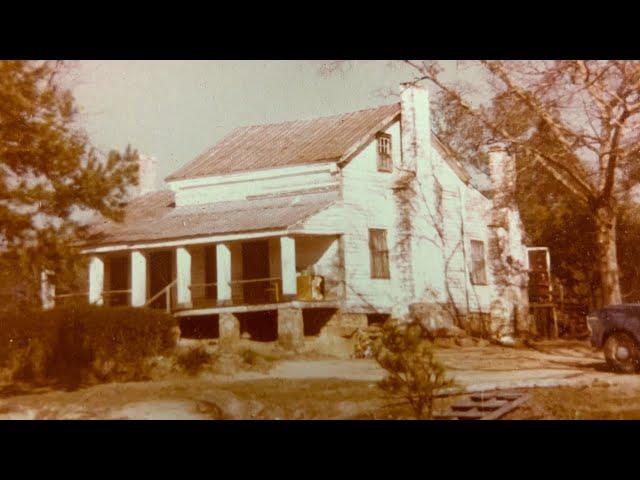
145, 279, 177, 313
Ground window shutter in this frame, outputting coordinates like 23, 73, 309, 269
369, 229, 390, 279
470, 240, 487, 285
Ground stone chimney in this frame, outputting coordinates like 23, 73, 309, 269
486, 143, 530, 338
137, 154, 157, 196
400, 83, 432, 177
488, 143, 516, 208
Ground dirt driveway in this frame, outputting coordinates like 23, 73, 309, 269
241, 340, 635, 391
1, 341, 638, 419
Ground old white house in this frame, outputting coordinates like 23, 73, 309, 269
62, 84, 530, 348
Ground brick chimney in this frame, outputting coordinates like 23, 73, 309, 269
488, 143, 516, 208
400, 83, 432, 177
137, 154, 157, 196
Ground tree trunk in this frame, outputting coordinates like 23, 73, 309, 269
594, 205, 622, 306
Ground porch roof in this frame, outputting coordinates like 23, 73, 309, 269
84, 188, 340, 247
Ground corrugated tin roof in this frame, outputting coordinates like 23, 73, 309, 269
166, 103, 401, 181
84, 188, 339, 247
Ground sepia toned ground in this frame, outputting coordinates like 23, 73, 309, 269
1, 340, 640, 420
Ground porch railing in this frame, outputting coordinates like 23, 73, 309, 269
185, 274, 327, 309
49, 275, 327, 312
145, 280, 177, 314
53, 290, 132, 306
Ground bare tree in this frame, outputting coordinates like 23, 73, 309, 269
403, 60, 640, 306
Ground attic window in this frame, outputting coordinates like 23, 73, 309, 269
376, 133, 393, 172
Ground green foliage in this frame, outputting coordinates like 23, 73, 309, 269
516, 154, 640, 305
0, 60, 139, 305
0, 305, 178, 386
515, 157, 600, 302
373, 320, 453, 419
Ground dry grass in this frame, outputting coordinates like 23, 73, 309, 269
504, 383, 640, 420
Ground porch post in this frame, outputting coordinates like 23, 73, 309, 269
216, 243, 232, 304
88, 255, 104, 305
280, 236, 297, 300
130, 250, 147, 307
176, 246, 192, 308
40, 270, 55, 310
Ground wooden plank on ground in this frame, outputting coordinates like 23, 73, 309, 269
434, 391, 530, 420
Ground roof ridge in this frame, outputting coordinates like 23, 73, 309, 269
165, 102, 402, 182
233, 102, 400, 130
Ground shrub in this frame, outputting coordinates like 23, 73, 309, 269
0, 305, 178, 386
239, 348, 279, 366
177, 345, 216, 376
373, 319, 453, 419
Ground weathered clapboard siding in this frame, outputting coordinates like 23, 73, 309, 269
169, 163, 339, 206
427, 147, 495, 314
440, 186, 468, 310
295, 235, 342, 299
462, 184, 494, 312
295, 200, 344, 234
340, 121, 402, 313
334, 118, 500, 316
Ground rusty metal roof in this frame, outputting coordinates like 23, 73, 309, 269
166, 103, 401, 181
84, 188, 340, 247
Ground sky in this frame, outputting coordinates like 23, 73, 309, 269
66, 60, 434, 187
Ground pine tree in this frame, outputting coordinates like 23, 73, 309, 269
0, 60, 139, 306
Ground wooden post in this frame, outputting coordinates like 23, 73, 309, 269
88, 255, 105, 305
176, 246, 192, 308
551, 306, 559, 339
216, 243, 232, 304
40, 270, 55, 310
131, 250, 147, 307
280, 236, 297, 300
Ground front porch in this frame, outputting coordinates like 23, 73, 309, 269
84, 233, 343, 316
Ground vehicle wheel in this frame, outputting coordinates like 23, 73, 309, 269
604, 332, 639, 373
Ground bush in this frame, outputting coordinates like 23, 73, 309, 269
239, 348, 279, 366
177, 345, 216, 376
373, 319, 453, 419
0, 305, 178, 386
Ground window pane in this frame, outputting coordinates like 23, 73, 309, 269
369, 229, 390, 279
377, 135, 392, 171
470, 240, 486, 285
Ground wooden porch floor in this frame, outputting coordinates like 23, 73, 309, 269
173, 300, 340, 317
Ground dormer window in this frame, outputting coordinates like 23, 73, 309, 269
376, 133, 393, 172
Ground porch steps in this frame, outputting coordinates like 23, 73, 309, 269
434, 391, 530, 420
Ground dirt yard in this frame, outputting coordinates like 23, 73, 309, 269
2, 340, 640, 419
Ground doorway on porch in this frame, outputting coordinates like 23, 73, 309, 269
241, 240, 270, 304
149, 250, 173, 310
108, 255, 130, 306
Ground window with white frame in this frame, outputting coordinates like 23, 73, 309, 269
369, 228, 390, 279
470, 239, 487, 285
376, 133, 393, 172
